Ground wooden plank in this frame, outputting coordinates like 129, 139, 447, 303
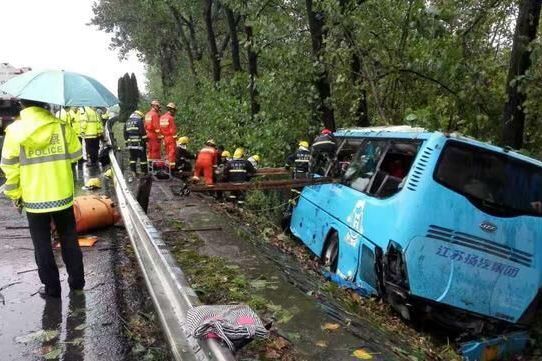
189, 177, 336, 192
177, 167, 289, 178
256, 167, 289, 175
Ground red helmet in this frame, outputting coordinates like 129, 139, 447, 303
321, 128, 332, 135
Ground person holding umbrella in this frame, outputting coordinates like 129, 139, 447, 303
0, 69, 118, 298
1, 98, 85, 298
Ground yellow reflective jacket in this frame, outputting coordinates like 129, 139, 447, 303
68, 108, 81, 135
55, 108, 80, 134
0, 106, 82, 213
79, 107, 103, 138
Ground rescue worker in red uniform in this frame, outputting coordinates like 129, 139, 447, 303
145, 100, 162, 167
159, 102, 178, 170
193, 139, 218, 185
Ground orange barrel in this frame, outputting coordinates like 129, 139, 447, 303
73, 195, 121, 234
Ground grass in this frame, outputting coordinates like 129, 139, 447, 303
210, 200, 463, 361
165, 220, 297, 360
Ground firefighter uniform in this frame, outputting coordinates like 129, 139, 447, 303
194, 141, 218, 185
287, 142, 311, 178
310, 131, 336, 175
224, 155, 256, 204
124, 111, 147, 174
159, 104, 177, 169
176, 137, 194, 174
1, 103, 85, 297
224, 158, 256, 183
145, 101, 162, 164
79, 106, 103, 165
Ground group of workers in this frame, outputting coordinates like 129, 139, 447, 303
124, 100, 262, 188
125, 100, 338, 189
55, 106, 106, 166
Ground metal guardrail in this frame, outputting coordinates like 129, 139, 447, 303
105, 121, 235, 361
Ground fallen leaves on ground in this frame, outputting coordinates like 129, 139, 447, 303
352, 348, 373, 359
315, 340, 328, 348
322, 322, 340, 331
15, 329, 59, 344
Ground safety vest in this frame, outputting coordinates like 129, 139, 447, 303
79, 107, 103, 139
0, 106, 82, 213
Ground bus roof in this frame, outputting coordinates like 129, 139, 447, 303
334, 126, 542, 168
334, 126, 431, 139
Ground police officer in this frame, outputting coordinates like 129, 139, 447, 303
1, 99, 85, 298
310, 128, 336, 175
79, 106, 103, 166
124, 110, 148, 175
287, 140, 311, 179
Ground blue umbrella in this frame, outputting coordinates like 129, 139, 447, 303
0, 69, 118, 107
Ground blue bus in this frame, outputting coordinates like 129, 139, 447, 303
289, 126, 541, 359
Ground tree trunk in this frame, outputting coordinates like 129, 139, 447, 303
159, 42, 177, 97
350, 53, 369, 126
245, 24, 260, 120
501, 0, 542, 149
188, 15, 202, 61
226, 7, 242, 72
169, 5, 197, 77
202, 0, 221, 83
305, 0, 335, 131
339, 0, 369, 127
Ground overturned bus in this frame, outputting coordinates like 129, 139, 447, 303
289, 126, 540, 360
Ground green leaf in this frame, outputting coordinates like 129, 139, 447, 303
44, 346, 62, 359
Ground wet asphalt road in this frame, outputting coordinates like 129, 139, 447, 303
0, 166, 130, 361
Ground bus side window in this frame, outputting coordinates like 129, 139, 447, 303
344, 140, 419, 198
343, 140, 388, 193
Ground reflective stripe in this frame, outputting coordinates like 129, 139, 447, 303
313, 140, 335, 146
23, 196, 73, 210
69, 149, 82, 160
295, 159, 310, 163
19, 125, 74, 165
19, 152, 71, 165
1, 156, 19, 165
230, 169, 247, 173
126, 127, 139, 131
3, 183, 18, 191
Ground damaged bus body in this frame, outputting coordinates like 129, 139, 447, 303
290, 126, 541, 360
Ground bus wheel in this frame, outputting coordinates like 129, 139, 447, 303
323, 232, 339, 273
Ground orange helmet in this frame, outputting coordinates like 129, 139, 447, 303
167, 102, 177, 110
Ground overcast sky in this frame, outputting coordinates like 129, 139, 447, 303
0, 0, 146, 96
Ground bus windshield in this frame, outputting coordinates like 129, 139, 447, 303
435, 140, 542, 217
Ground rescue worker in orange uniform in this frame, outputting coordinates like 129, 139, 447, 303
193, 139, 218, 185
159, 102, 178, 170
145, 100, 162, 167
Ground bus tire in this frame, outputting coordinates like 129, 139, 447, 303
322, 232, 339, 274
